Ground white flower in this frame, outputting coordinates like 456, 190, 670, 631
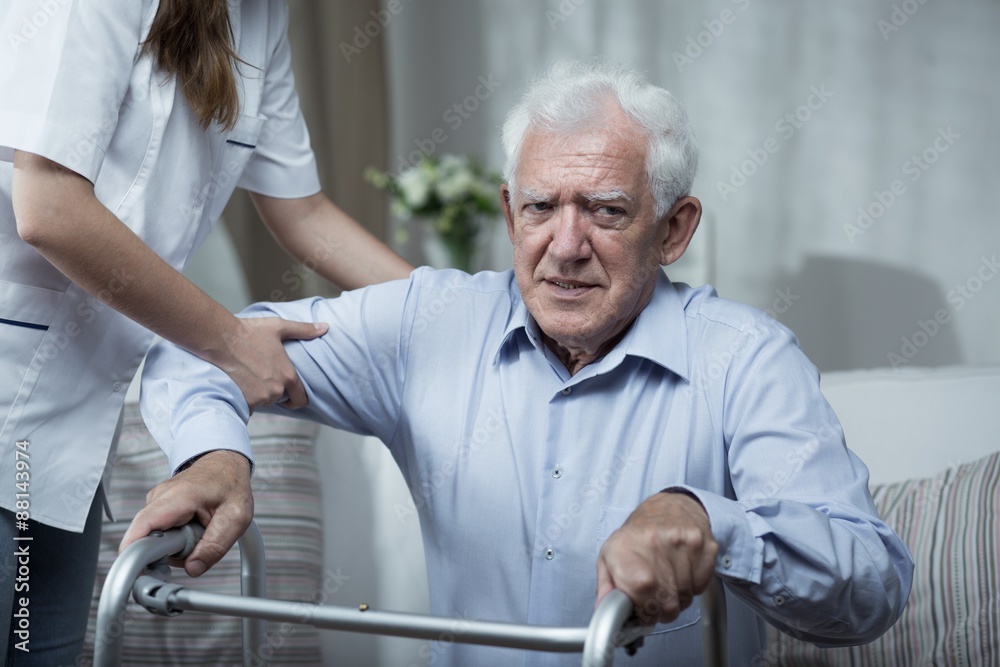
435, 168, 476, 204
397, 167, 432, 210
438, 154, 468, 173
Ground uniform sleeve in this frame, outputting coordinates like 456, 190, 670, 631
0, 0, 144, 182
139, 276, 414, 475
673, 316, 914, 645
236, 0, 321, 198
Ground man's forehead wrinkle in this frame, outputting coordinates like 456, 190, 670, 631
516, 123, 649, 206
518, 165, 642, 207
521, 152, 636, 184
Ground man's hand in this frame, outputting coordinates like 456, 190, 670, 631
596, 491, 718, 624
119, 450, 254, 578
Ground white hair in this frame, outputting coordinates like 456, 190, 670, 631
501, 59, 699, 219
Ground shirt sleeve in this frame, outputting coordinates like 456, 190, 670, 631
672, 316, 914, 646
236, 0, 321, 198
0, 0, 144, 182
139, 276, 413, 475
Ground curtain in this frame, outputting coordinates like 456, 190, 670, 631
224, 0, 391, 302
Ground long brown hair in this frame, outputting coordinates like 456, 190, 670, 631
142, 0, 242, 130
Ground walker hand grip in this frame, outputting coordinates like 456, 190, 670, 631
582, 589, 649, 666
172, 521, 205, 559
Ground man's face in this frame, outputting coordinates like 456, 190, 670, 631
504, 111, 678, 362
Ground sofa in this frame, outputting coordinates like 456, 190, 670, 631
763, 364, 1000, 666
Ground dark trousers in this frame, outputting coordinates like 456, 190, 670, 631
0, 489, 103, 667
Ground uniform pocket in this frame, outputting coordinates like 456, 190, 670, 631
0, 282, 64, 417
226, 114, 266, 150
202, 114, 267, 225
597, 506, 702, 635
0, 280, 64, 329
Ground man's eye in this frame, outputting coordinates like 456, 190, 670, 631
597, 205, 624, 216
528, 202, 551, 212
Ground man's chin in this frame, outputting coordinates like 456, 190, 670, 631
535, 316, 598, 349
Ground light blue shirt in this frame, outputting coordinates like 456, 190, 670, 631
141, 268, 913, 666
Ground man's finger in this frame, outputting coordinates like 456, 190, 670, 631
283, 375, 309, 410
184, 510, 250, 578
692, 539, 719, 593
595, 555, 614, 607
119, 496, 195, 554
653, 557, 691, 622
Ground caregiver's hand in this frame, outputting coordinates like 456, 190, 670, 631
211, 315, 328, 410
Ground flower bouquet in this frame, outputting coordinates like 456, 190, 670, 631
365, 154, 503, 272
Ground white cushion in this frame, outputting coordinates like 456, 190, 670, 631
820, 364, 1000, 485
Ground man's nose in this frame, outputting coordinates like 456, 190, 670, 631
548, 207, 592, 262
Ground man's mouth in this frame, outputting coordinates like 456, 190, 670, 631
546, 278, 594, 293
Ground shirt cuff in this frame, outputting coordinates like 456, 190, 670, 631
166, 410, 255, 478
664, 484, 764, 585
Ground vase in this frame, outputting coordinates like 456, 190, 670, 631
421, 233, 478, 272
419, 219, 480, 272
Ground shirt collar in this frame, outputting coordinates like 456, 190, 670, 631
494, 289, 537, 363
493, 271, 690, 381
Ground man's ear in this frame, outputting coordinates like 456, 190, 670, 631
658, 196, 702, 266
501, 184, 516, 243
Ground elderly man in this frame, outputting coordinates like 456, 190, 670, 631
124, 60, 912, 665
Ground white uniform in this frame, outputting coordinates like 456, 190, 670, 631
0, 0, 321, 532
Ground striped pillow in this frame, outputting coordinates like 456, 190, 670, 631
84, 404, 324, 665
764, 450, 1000, 666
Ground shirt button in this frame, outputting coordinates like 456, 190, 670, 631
561, 387, 572, 395
544, 547, 555, 560
721, 555, 732, 569
112, 382, 122, 392
774, 595, 785, 606
551, 467, 563, 479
